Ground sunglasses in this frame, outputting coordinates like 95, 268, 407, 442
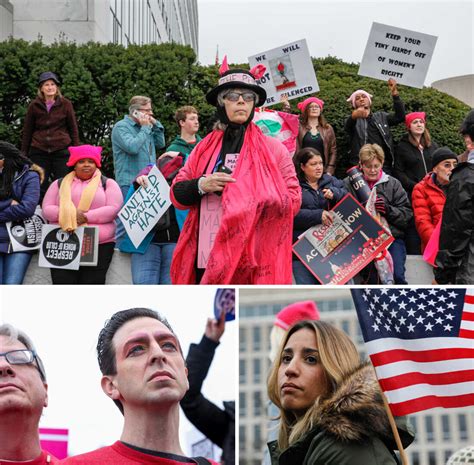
224, 91, 256, 102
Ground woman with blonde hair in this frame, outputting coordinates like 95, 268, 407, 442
267, 319, 414, 464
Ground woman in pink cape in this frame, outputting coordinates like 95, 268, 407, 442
170, 61, 301, 284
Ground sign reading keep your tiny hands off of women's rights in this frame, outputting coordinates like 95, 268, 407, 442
359, 22, 438, 88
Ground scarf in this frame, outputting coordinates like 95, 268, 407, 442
58, 169, 101, 232
171, 122, 296, 284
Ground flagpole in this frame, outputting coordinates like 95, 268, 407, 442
381, 391, 410, 465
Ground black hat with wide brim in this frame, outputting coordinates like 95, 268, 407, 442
206, 69, 267, 107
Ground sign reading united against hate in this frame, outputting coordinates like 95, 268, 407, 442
248, 39, 319, 107
38, 224, 84, 270
359, 22, 437, 88
118, 165, 171, 249
293, 194, 394, 285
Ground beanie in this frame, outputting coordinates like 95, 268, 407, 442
405, 111, 426, 129
297, 97, 325, 113
66, 145, 102, 167
431, 146, 458, 168
274, 301, 320, 330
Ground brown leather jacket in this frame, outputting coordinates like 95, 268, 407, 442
296, 123, 338, 175
21, 96, 80, 154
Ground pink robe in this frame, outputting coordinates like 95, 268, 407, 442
170, 122, 301, 284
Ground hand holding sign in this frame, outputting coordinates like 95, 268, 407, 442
205, 310, 226, 343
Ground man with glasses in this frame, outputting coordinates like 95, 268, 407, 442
0, 324, 58, 464
112, 96, 166, 200
111, 95, 165, 247
61, 308, 217, 465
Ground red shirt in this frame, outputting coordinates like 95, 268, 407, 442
0, 450, 59, 465
59, 442, 219, 465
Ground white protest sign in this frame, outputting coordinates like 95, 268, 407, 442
118, 165, 171, 249
248, 39, 319, 107
6, 206, 45, 252
38, 224, 84, 270
359, 22, 437, 89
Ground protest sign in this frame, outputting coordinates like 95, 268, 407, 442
38, 224, 84, 270
293, 194, 394, 284
197, 153, 239, 269
40, 428, 68, 460
118, 165, 171, 249
248, 39, 319, 106
359, 22, 437, 88
80, 226, 99, 266
6, 206, 45, 252
214, 288, 236, 322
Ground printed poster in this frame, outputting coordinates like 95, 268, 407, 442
248, 39, 319, 106
293, 194, 394, 284
38, 225, 84, 270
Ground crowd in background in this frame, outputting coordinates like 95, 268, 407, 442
0, 69, 472, 285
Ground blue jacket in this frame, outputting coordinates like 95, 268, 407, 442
111, 115, 165, 187
0, 164, 41, 253
293, 173, 347, 243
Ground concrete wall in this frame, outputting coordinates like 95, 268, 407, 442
432, 74, 474, 107
0, 0, 13, 41
23, 253, 433, 285
11, 0, 110, 43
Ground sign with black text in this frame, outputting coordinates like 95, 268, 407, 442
38, 225, 84, 270
118, 166, 171, 249
293, 194, 394, 284
248, 39, 319, 106
80, 226, 99, 266
359, 22, 437, 88
6, 206, 45, 252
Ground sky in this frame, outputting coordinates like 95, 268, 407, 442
197, 0, 474, 86
0, 286, 237, 458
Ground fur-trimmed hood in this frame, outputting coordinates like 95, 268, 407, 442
14, 163, 45, 184
316, 362, 413, 448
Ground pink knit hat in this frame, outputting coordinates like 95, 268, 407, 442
66, 145, 102, 167
274, 301, 320, 330
346, 89, 373, 108
405, 112, 426, 129
297, 97, 325, 113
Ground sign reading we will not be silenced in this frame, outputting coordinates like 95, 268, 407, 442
359, 22, 437, 89
118, 165, 171, 249
248, 39, 319, 107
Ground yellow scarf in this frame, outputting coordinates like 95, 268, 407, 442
58, 169, 102, 232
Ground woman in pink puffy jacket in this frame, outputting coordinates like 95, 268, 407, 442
42, 145, 123, 284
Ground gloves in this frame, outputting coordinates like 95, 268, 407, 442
375, 195, 386, 215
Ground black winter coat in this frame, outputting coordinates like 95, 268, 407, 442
435, 162, 474, 284
293, 174, 347, 244
345, 95, 405, 169
180, 336, 235, 465
393, 134, 438, 197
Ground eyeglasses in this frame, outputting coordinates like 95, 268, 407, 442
224, 91, 256, 102
0, 349, 37, 365
139, 108, 154, 114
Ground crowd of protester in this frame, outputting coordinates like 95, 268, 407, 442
0, 68, 472, 284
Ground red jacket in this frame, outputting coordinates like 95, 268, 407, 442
411, 173, 446, 251
21, 96, 80, 154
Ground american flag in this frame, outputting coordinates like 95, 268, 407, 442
351, 288, 474, 416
